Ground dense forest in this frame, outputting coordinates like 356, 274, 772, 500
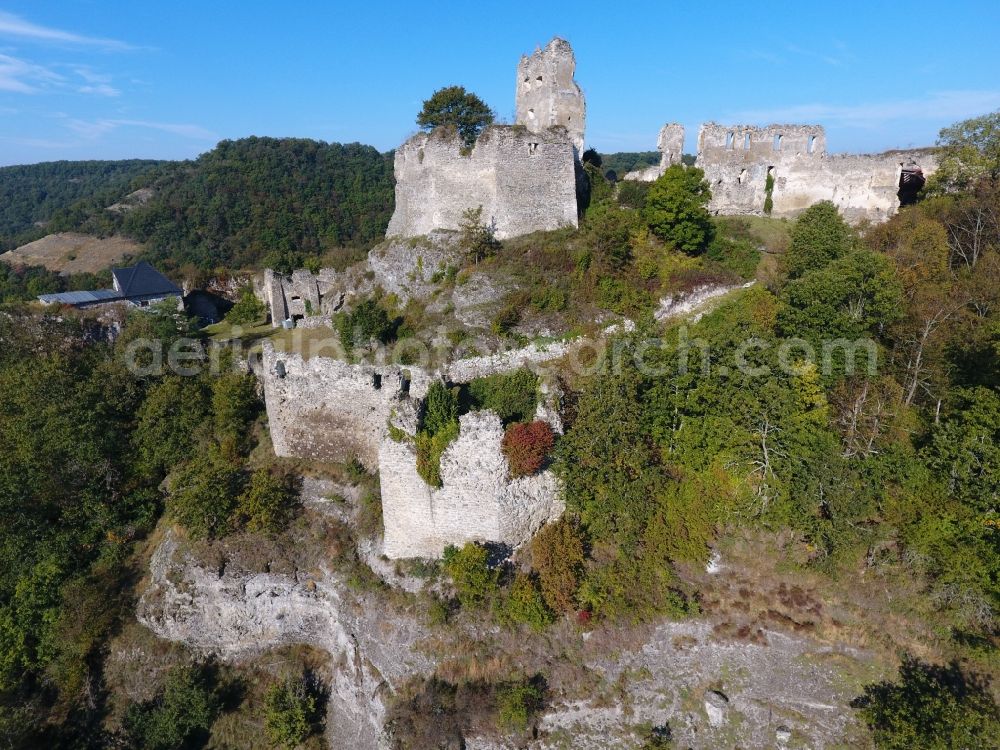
1, 138, 395, 274
0, 160, 163, 251
42, 138, 395, 272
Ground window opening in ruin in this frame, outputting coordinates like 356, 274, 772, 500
773, 134, 783, 151
527, 108, 536, 121
807, 135, 816, 154
529, 142, 538, 155
400, 372, 411, 395
726, 131, 735, 149
373, 373, 382, 390
743, 133, 751, 150
536, 75, 542, 81
738, 168, 747, 185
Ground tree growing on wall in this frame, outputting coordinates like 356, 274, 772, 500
417, 86, 495, 147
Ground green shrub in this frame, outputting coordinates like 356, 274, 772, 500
498, 572, 554, 631
264, 676, 320, 749
211, 369, 260, 456
225, 285, 268, 325
337, 297, 394, 349
416, 381, 460, 487
644, 164, 714, 254
237, 468, 298, 534
585, 202, 641, 270
167, 449, 245, 539
491, 303, 521, 336
784, 200, 855, 278
466, 368, 538, 424
124, 665, 220, 750
496, 678, 544, 733
442, 542, 499, 608
852, 657, 1000, 749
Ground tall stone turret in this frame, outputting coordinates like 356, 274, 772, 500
515, 37, 586, 156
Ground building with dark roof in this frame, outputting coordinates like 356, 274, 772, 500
38, 261, 183, 309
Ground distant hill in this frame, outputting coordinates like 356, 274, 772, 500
0, 159, 163, 251
58, 137, 395, 271
598, 151, 660, 176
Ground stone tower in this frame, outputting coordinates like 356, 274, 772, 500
515, 37, 586, 156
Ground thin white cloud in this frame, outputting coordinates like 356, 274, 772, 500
0, 11, 133, 50
726, 90, 1000, 130
67, 118, 216, 141
0, 53, 62, 93
77, 83, 120, 97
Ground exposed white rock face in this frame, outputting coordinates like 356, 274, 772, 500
386, 126, 578, 240
704, 689, 729, 727
367, 231, 465, 304
380, 411, 564, 559
136, 530, 434, 750
515, 37, 586, 155
654, 281, 756, 323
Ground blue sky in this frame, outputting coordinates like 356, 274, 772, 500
0, 1, 998, 166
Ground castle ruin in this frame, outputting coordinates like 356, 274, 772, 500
386, 37, 584, 240
626, 122, 936, 223
515, 37, 586, 156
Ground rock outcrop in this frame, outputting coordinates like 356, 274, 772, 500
137, 529, 434, 750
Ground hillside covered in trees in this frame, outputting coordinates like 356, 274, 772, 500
1, 138, 395, 274
0, 160, 164, 251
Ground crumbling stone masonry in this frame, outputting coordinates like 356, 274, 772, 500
515, 36, 586, 156
386, 36, 584, 241
260, 343, 566, 558
385, 125, 579, 240
625, 121, 937, 223
623, 123, 685, 181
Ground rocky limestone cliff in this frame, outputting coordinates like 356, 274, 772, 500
137, 529, 434, 749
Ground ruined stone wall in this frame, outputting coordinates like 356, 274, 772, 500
260, 342, 567, 558
262, 265, 374, 327
380, 412, 563, 559
386, 125, 578, 240
694, 123, 936, 222
515, 37, 586, 155
261, 343, 430, 470
624, 123, 686, 181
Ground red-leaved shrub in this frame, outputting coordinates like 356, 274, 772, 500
501, 421, 554, 478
